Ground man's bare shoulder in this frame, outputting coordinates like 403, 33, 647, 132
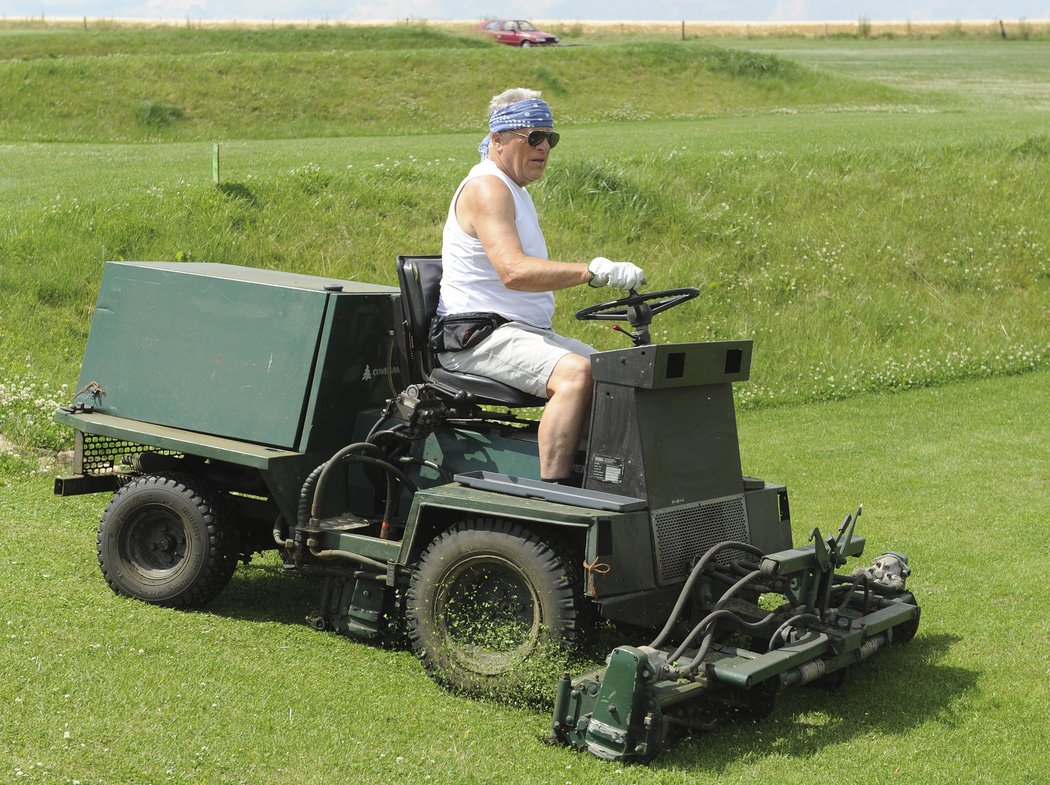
459, 174, 515, 228
462, 173, 513, 203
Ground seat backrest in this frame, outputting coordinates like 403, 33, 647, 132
395, 253, 547, 408
395, 254, 442, 383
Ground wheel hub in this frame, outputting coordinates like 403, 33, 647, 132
437, 556, 541, 674
152, 533, 177, 553
125, 506, 187, 574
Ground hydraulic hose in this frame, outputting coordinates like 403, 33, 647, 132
273, 514, 292, 549
664, 603, 787, 679
397, 455, 452, 484
310, 448, 419, 545
298, 415, 429, 548
306, 546, 388, 572
713, 569, 764, 611
385, 335, 398, 398
310, 442, 387, 519
649, 540, 766, 650
832, 573, 870, 615
664, 570, 765, 673
298, 463, 327, 527
726, 559, 762, 576
677, 629, 719, 677
767, 613, 823, 652
338, 453, 417, 511
365, 400, 397, 443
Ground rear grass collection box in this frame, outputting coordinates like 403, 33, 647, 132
76, 262, 402, 452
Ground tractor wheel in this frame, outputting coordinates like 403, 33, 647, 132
406, 518, 587, 700
96, 473, 238, 608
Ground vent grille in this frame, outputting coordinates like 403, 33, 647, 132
652, 496, 749, 584
80, 433, 180, 475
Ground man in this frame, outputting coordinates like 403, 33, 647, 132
436, 87, 646, 485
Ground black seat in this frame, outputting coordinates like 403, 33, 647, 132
395, 255, 545, 408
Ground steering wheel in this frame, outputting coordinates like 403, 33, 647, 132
575, 288, 699, 346
575, 288, 699, 322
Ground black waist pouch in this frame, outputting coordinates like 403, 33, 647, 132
429, 312, 509, 352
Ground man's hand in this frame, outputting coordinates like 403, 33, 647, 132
588, 257, 647, 290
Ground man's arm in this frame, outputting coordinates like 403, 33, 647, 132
456, 175, 591, 292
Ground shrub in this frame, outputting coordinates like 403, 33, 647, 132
133, 100, 184, 129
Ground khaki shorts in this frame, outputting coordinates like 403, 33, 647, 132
437, 321, 595, 399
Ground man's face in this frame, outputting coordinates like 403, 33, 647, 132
492, 127, 554, 186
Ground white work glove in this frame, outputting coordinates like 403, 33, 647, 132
588, 257, 647, 290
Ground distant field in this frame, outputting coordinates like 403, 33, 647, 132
2, 17, 1048, 38
719, 37, 1050, 108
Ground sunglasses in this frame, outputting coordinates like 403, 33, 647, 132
506, 129, 560, 149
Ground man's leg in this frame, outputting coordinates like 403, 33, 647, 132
539, 353, 592, 481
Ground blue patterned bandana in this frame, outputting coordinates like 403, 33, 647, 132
478, 98, 554, 160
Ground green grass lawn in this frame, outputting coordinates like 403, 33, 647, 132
717, 37, 1050, 110
3, 370, 1047, 784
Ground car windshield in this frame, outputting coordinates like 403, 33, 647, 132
516, 21, 538, 31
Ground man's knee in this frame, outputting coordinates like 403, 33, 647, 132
547, 353, 592, 398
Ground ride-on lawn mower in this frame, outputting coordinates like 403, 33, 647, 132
55, 258, 919, 763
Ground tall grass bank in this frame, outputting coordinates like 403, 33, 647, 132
0, 29, 1047, 450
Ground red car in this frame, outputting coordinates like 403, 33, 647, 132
478, 19, 559, 47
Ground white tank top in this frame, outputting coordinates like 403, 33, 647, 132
438, 159, 555, 328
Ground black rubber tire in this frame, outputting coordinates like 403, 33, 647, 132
406, 518, 586, 698
96, 473, 238, 608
